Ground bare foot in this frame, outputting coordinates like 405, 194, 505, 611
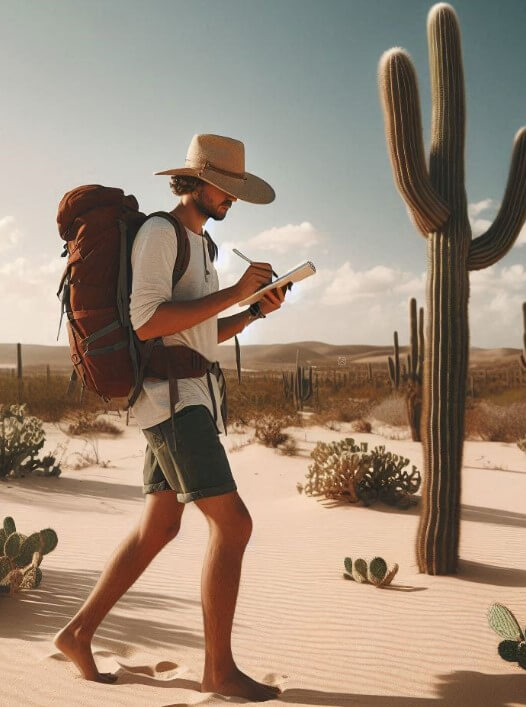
201, 666, 282, 701
54, 625, 118, 683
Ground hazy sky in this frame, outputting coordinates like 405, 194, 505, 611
1, 0, 525, 352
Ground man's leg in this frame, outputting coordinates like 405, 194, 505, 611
54, 489, 185, 682
194, 490, 281, 701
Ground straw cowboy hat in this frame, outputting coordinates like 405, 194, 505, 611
154, 133, 275, 204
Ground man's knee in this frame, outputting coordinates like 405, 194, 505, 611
195, 490, 252, 542
140, 490, 185, 543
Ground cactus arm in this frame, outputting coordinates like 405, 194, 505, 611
467, 128, 526, 270
378, 48, 450, 236
427, 4, 467, 206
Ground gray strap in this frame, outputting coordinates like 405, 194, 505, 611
85, 340, 128, 357
206, 371, 218, 423
83, 320, 121, 350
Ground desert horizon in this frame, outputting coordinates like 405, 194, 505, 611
0, 340, 523, 373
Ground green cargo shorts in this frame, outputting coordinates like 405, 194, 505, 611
141, 404, 237, 503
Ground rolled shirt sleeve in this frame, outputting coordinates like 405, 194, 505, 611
129, 216, 178, 332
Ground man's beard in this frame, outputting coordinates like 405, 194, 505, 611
194, 193, 230, 221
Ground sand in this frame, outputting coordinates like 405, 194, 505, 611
1, 414, 525, 706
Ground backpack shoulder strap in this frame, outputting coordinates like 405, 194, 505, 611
144, 211, 191, 291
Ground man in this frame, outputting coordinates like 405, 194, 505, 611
54, 134, 287, 702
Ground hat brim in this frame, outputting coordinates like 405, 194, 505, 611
153, 166, 275, 205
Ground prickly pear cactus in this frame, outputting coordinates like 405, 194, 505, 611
488, 603, 526, 670
343, 556, 399, 588
488, 603, 524, 642
0, 516, 58, 596
379, 3, 526, 574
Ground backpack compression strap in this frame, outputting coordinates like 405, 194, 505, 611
127, 212, 191, 408
149, 212, 243, 385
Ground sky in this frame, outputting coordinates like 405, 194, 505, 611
0, 0, 525, 352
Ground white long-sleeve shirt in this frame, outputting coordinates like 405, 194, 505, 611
129, 215, 225, 434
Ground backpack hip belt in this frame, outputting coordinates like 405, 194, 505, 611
140, 343, 228, 442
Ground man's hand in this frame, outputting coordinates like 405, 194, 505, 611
257, 283, 290, 316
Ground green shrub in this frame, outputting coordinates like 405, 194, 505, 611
255, 414, 295, 448
0, 404, 61, 479
304, 437, 420, 508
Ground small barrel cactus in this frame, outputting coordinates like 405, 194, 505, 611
343, 556, 399, 588
0, 516, 58, 595
487, 603, 526, 670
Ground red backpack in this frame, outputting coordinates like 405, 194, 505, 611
56, 184, 241, 416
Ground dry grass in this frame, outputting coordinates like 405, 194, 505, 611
65, 438, 112, 470
0, 373, 109, 422
277, 437, 299, 456
65, 411, 123, 437
369, 394, 407, 427
2, 370, 525, 447
351, 418, 372, 433
465, 401, 526, 442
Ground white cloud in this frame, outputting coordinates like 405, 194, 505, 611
0, 216, 21, 255
245, 221, 320, 254
321, 262, 415, 306
468, 199, 496, 218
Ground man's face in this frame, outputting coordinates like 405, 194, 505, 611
193, 182, 237, 221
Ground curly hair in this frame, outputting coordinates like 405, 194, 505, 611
169, 175, 205, 196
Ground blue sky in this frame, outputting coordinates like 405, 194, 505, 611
1, 0, 524, 349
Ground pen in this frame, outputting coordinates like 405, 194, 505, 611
232, 248, 279, 279
232, 248, 293, 292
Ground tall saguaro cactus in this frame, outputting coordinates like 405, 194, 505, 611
379, 3, 526, 574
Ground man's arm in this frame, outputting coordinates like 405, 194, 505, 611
135, 284, 241, 341
217, 309, 254, 343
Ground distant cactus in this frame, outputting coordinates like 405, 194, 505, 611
304, 437, 420, 509
388, 298, 424, 441
487, 603, 526, 670
343, 556, 399, 588
379, 3, 526, 575
0, 516, 58, 595
282, 350, 317, 411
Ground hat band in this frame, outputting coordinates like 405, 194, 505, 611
192, 160, 248, 182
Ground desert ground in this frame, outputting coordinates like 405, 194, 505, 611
1, 410, 526, 707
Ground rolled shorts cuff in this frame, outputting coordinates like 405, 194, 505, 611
176, 480, 238, 504
143, 479, 171, 495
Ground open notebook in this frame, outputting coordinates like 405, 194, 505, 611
237, 260, 316, 307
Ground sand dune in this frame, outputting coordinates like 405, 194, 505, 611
1, 416, 525, 705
